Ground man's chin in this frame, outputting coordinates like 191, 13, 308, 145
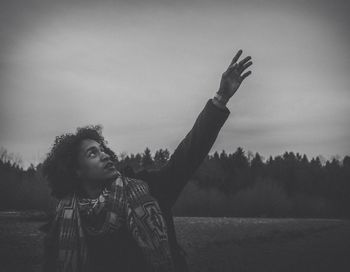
102, 172, 118, 187
106, 169, 119, 180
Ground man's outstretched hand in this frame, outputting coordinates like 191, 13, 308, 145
215, 49, 252, 106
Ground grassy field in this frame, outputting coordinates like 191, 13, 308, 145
0, 211, 349, 272
175, 217, 350, 272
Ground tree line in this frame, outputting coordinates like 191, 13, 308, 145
0, 146, 349, 218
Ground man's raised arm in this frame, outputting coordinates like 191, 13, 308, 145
136, 49, 253, 208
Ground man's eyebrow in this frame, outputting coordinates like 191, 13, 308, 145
85, 145, 99, 154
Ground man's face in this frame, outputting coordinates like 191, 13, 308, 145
75, 139, 118, 184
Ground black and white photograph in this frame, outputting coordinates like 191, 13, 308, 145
0, 0, 349, 271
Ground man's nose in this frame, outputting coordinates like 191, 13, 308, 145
101, 151, 110, 161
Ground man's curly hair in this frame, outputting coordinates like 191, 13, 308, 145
42, 125, 117, 199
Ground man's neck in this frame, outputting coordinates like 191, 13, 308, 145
79, 178, 116, 198
81, 182, 104, 199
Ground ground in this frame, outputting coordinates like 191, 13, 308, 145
0, 211, 349, 272
175, 217, 350, 272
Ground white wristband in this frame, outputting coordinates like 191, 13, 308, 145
214, 92, 229, 105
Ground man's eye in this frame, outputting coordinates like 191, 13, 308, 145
88, 151, 97, 158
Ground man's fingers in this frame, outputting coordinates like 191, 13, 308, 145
226, 50, 253, 81
241, 71, 252, 81
227, 62, 238, 73
238, 61, 252, 73
238, 56, 251, 66
229, 49, 243, 67
227, 60, 252, 75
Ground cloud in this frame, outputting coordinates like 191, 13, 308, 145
1, 0, 349, 167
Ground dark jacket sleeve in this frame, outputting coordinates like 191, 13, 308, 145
135, 98, 230, 208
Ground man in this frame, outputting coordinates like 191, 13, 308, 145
41, 49, 252, 271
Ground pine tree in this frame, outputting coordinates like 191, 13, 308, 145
141, 147, 154, 168
154, 148, 170, 168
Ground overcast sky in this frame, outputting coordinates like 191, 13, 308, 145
1, 0, 349, 167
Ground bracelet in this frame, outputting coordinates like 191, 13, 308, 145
212, 97, 226, 109
214, 92, 229, 105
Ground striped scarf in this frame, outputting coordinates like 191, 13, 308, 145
53, 171, 175, 271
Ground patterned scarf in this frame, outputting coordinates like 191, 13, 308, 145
52, 170, 175, 271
